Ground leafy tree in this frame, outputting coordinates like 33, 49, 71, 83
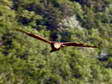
0, 0, 112, 84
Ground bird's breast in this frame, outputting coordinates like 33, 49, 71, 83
54, 42, 62, 49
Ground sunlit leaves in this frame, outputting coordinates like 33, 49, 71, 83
0, 0, 112, 84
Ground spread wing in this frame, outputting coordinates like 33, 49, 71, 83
16, 29, 52, 44
62, 42, 97, 48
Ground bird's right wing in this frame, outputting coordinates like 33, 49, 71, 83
16, 29, 52, 44
62, 42, 97, 48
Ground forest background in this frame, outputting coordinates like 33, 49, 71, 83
0, 0, 112, 84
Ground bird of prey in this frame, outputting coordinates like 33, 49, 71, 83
16, 29, 97, 52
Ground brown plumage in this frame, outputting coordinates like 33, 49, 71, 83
16, 29, 97, 52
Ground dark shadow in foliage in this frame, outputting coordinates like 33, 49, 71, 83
60, 32, 72, 42
16, 50, 29, 60
43, 77, 61, 84
72, 0, 106, 12
11, 0, 19, 10
97, 52, 111, 62
73, 74, 82, 78
69, 59, 82, 79
26, 3, 38, 12
1, 32, 29, 60
12, 0, 74, 31
18, 17, 32, 25
25, 3, 62, 30
59, 3, 74, 18
97, 53, 112, 68
104, 54, 112, 68
50, 32, 59, 41
106, 61, 112, 68
98, 56, 108, 61
1, 33, 15, 55
50, 31, 71, 42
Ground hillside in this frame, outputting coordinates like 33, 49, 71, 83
0, 0, 112, 84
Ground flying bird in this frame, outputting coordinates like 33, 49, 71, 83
16, 29, 97, 52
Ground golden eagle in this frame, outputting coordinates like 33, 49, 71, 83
16, 29, 97, 52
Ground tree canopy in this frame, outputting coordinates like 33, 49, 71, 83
0, 0, 112, 84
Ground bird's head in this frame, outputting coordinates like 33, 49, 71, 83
54, 42, 62, 49
50, 42, 62, 52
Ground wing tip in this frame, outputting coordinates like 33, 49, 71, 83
87, 45, 98, 48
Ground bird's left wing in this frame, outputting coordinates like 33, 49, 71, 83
62, 42, 97, 48
16, 29, 52, 44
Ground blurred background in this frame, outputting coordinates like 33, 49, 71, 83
0, 0, 112, 84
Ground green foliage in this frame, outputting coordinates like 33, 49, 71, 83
0, 0, 112, 84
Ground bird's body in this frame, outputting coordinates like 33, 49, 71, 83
53, 42, 62, 49
50, 42, 64, 52
16, 29, 97, 52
